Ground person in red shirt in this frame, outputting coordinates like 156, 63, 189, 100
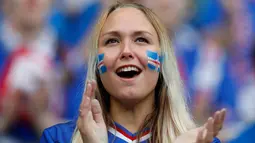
0, 0, 64, 142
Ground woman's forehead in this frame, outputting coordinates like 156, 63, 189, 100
100, 7, 157, 36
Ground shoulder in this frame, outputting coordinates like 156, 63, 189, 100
213, 137, 221, 143
40, 120, 76, 143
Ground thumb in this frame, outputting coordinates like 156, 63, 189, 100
91, 99, 104, 124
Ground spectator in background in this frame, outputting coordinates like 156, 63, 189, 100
56, 0, 102, 48
228, 40, 255, 143
0, 0, 64, 142
190, 0, 231, 124
190, 0, 255, 142
49, 0, 102, 120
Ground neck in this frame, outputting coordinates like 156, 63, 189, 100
8, 17, 43, 43
110, 91, 155, 133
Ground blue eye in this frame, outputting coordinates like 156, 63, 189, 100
105, 38, 119, 45
135, 37, 149, 43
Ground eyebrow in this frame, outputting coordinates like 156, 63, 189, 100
101, 30, 153, 37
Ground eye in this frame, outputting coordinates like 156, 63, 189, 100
105, 38, 119, 45
135, 37, 149, 43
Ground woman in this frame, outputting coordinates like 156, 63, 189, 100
40, 3, 226, 143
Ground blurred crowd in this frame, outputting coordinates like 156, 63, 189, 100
0, 0, 254, 143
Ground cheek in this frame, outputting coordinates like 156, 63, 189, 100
98, 48, 120, 72
137, 50, 161, 72
134, 49, 150, 68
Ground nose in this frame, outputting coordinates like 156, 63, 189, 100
120, 41, 134, 60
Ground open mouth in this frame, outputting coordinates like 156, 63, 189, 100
116, 65, 142, 79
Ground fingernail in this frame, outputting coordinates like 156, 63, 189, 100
87, 82, 92, 89
215, 112, 220, 118
79, 109, 84, 116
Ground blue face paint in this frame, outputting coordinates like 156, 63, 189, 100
97, 53, 107, 74
146, 50, 161, 72
159, 53, 164, 63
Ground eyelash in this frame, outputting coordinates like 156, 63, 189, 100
104, 38, 119, 45
104, 37, 149, 45
135, 37, 149, 44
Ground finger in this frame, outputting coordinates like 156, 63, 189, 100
80, 82, 92, 115
90, 80, 97, 98
91, 99, 104, 124
215, 109, 226, 131
78, 82, 94, 134
213, 111, 221, 136
213, 111, 220, 123
91, 80, 97, 91
220, 108, 226, 123
204, 117, 214, 143
81, 81, 92, 107
77, 110, 93, 135
78, 95, 93, 134
79, 96, 91, 117
196, 127, 205, 143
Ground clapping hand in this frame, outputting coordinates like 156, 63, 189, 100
77, 80, 108, 143
174, 109, 226, 143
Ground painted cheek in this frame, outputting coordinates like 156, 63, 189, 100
100, 50, 119, 72
146, 50, 161, 72
103, 57, 115, 72
97, 53, 107, 74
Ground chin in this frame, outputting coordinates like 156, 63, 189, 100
120, 92, 141, 100
115, 90, 148, 103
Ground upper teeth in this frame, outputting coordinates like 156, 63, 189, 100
118, 66, 139, 73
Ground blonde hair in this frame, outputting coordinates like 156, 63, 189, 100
72, 2, 195, 143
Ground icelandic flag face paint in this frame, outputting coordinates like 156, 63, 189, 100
146, 50, 161, 72
97, 53, 107, 74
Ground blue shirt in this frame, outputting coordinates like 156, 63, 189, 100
40, 120, 221, 143
228, 123, 255, 143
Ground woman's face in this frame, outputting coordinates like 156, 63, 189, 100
98, 7, 161, 102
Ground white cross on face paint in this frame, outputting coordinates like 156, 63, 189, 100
146, 50, 161, 72
97, 53, 107, 74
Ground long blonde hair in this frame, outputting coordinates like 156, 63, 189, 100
72, 2, 195, 143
